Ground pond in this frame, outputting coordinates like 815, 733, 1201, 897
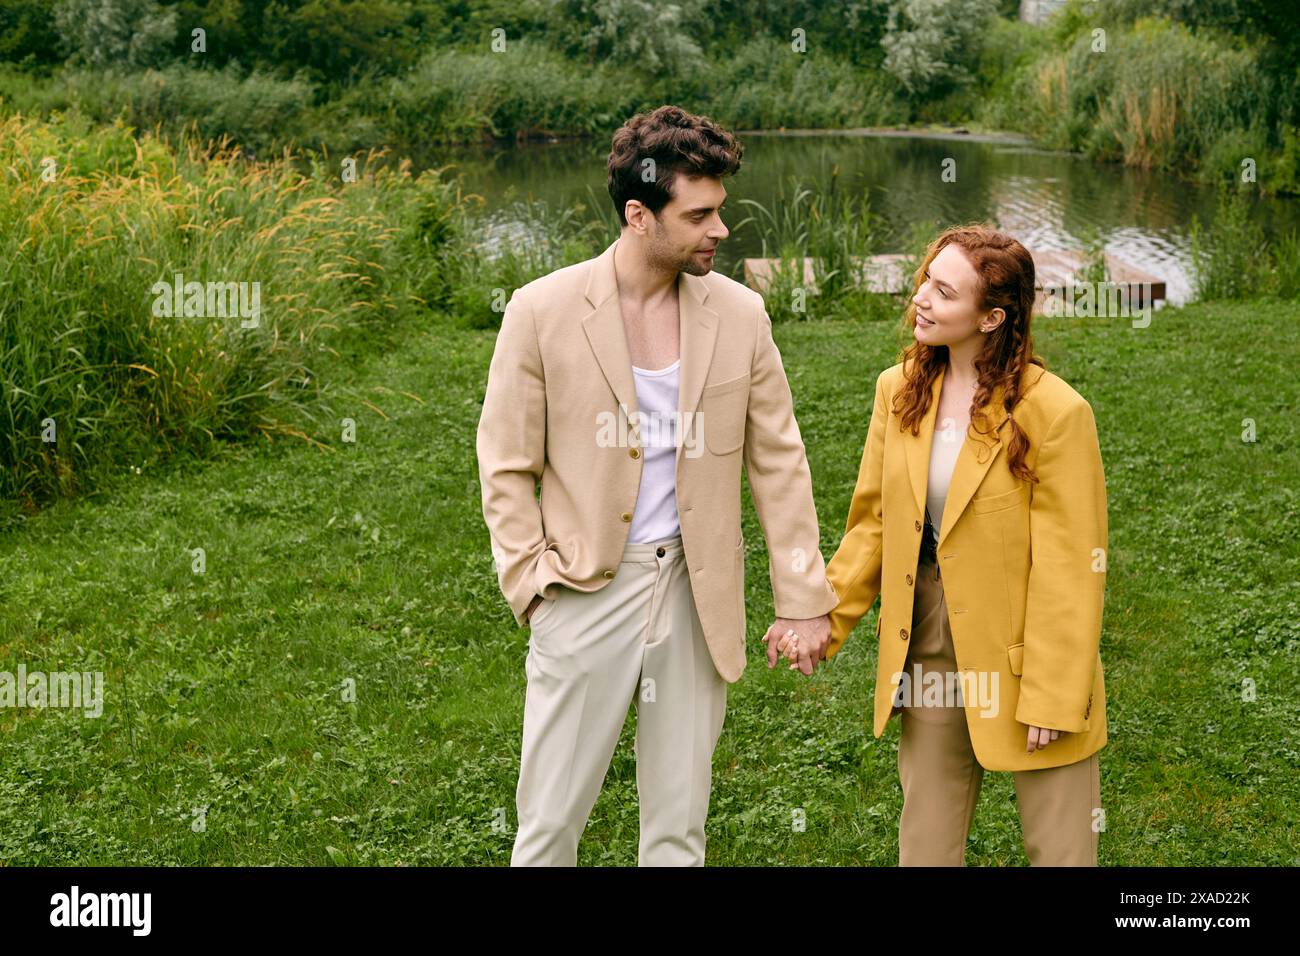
419, 130, 1300, 307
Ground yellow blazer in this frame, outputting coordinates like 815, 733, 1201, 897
824, 359, 1108, 771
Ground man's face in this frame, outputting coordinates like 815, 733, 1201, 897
642, 175, 730, 276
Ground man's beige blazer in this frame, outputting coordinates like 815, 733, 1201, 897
476, 237, 838, 682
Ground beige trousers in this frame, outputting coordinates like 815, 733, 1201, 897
897, 549, 1101, 866
511, 534, 727, 866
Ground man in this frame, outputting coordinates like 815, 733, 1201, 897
476, 105, 838, 867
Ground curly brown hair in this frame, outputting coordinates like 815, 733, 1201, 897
895, 224, 1047, 483
606, 105, 743, 227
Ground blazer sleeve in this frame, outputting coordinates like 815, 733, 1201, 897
741, 302, 839, 620
824, 369, 887, 659
475, 289, 549, 627
1014, 398, 1109, 733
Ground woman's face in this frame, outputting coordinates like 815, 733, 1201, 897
911, 244, 1003, 346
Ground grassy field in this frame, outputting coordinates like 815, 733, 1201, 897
0, 112, 478, 511
0, 296, 1296, 866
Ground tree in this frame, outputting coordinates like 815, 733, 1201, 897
0, 0, 62, 66
880, 0, 998, 97
581, 0, 705, 73
53, 0, 176, 68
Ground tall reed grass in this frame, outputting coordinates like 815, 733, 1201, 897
0, 35, 909, 156
983, 13, 1298, 195
1189, 184, 1300, 302
0, 112, 466, 515
734, 173, 900, 322
443, 189, 616, 330
0, 63, 329, 156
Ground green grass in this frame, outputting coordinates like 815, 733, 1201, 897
0, 297, 1296, 865
0, 111, 474, 511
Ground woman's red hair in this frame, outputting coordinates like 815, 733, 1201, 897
895, 224, 1046, 483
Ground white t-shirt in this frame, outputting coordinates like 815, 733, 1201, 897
628, 359, 682, 543
925, 415, 964, 541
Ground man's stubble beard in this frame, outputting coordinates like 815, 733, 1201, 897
648, 225, 709, 277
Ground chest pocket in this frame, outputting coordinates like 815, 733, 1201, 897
971, 483, 1030, 515
701, 374, 750, 455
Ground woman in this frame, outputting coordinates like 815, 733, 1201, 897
786, 224, 1109, 865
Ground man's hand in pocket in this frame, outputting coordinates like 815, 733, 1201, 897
525, 594, 543, 626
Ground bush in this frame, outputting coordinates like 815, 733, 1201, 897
0, 0, 61, 67
1268, 229, 1300, 300
0, 63, 323, 155
692, 36, 904, 130
0, 113, 467, 510
1190, 187, 1300, 300
881, 0, 999, 99
53, 0, 175, 69
1188, 184, 1269, 301
1270, 124, 1300, 196
378, 39, 642, 144
993, 13, 1278, 182
581, 0, 706, 76
1200, 121, 1273, 187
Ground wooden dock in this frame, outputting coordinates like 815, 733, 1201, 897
742, 250, 1165, 313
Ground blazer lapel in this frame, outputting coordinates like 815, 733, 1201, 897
582, 238, 639, 419
675, 271, 718, 467
903, 363, 1011, 552
581, 236, 719, 464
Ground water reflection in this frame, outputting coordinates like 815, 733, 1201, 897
417, 133, 1300, 307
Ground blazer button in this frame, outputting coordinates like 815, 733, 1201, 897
629, 448, 640, 459
914, 520, 922, 531
621, 512, 632, 522
602, 570, 616, 579
905, 573, 913, 585
899, 627, 909, 640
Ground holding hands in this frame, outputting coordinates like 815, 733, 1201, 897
761, 614, 831, 675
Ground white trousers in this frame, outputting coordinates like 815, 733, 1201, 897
511, 534, 728, 866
